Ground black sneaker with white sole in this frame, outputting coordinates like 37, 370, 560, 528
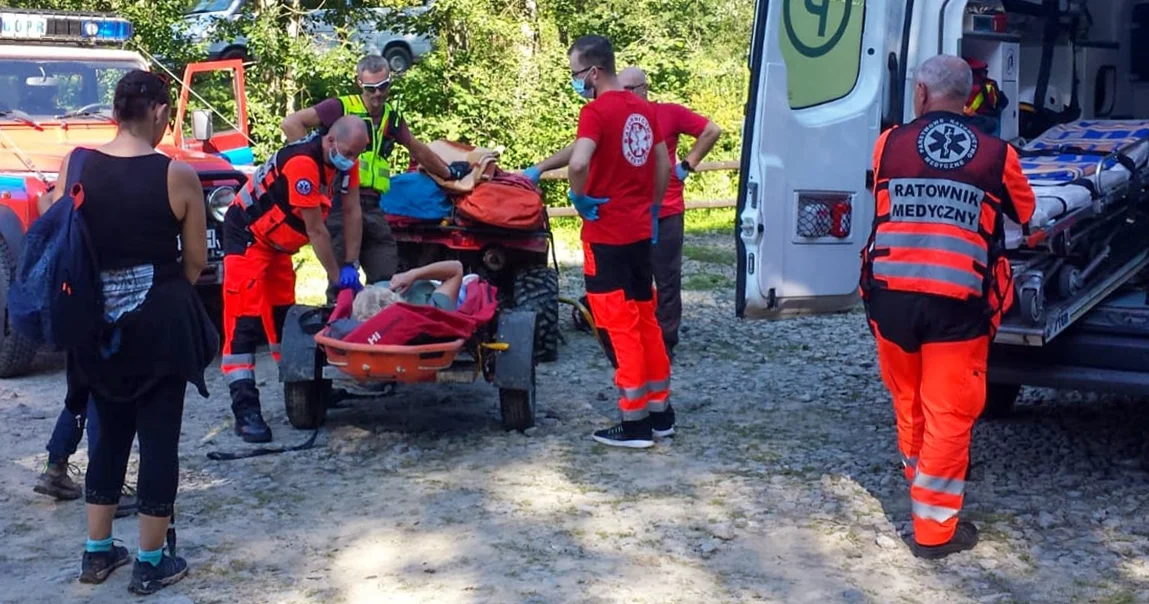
79, 545, 131, 584
592, 420, 654, 449
128, 554, 189, 595
650, 405, 676, 439
912, 521, 979, 560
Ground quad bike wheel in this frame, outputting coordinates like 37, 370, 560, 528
499, 363, 537, 431
513, 266, 560, 363
0, 238, 37, 378
284, 379, 332, 429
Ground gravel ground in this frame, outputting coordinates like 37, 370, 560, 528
1, 231, 1148, 603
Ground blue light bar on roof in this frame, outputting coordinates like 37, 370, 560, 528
0, 10, 132, 45
81, 18, 132, 42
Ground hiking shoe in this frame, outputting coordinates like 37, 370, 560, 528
234, 409, 273, 443
592, 420, 654, 449
650, 405, 676, 439
115, 485, 139, 519
128, 554, 188, 595
79, 544, 130, 584
912, 521, 979, 560
33, 462, 82, 501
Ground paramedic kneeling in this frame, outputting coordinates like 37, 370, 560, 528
861, 55, 1036, 559
222, 116, 369, 442
566, 35, 673, 449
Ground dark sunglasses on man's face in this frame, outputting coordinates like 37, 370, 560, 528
624, 83, 648, 93
362, 79, 392, 94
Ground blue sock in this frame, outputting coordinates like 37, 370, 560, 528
85, 537, 113, 553
138, 547, 163, 567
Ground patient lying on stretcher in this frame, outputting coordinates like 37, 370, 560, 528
351, 260, 468, 320
327, 260, 494, 345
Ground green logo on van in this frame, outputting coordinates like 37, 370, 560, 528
779, 0, 865, 109
783, 0, 854, 58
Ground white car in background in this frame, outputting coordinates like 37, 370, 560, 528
182, 0, 433, 72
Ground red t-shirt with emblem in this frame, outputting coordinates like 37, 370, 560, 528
576, 90, 664, 244
654, 102, 710, 218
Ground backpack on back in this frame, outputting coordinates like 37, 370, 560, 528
9, 148, 105, 349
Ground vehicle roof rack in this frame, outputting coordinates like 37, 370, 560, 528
0, 9, 132, 46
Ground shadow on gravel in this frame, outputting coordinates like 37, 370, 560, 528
847, 387, 1149, 602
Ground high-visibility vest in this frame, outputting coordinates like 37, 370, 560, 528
862, 112, 1010, 303
234, 134, 348, 254
338, 94, 400, 195
965, 72, 1003, 117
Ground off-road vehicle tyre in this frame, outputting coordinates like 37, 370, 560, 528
499, 364, 536, 431
284, 379, 331, 429
512, 266, 559, 363
0, 238, 37, 377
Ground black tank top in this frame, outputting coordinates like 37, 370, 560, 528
71, 149, 218, 403
80, 151, 179, 271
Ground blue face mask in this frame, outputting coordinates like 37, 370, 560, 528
571, 68, 595, 100
329, 147, 355, 172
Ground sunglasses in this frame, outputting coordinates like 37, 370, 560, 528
624, 83, 648, 93
571, 65, 598, 79
361, 78, 392, 94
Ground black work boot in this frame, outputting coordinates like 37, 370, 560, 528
912, 521, 979, 560
230, 380, 272, 443
592, 418, 654, 449
650, 404, 676, 439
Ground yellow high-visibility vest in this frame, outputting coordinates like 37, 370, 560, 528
338, 95, 398, 195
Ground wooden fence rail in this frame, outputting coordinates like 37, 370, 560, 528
540, 160, 740, 218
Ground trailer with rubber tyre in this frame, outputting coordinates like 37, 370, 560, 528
278, 301, 538, 432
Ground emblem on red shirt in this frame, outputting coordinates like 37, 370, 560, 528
622, 113, 654, 167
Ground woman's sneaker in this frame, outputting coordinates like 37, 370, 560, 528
128, 554, 188, 595
79, 545, 130, 584
650, 405, 676, 439
592, 420, 654, 449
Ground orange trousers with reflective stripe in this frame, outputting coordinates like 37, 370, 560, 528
221, 242, 296, 385
866, 289, 992, 546
583, 240, 671, 420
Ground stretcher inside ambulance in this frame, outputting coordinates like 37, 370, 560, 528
735, 0, 1149, 414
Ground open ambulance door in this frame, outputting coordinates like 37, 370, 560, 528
173, 59, 254, 168
736, 0, 899, 319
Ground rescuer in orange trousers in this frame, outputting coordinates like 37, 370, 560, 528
221, 116, 369, 443
565, 35, 673, 449
860, 55, 1036, 559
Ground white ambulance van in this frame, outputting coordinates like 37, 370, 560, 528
737, 0, 1149, 415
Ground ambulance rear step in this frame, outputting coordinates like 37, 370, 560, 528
994, 248, 1149, 347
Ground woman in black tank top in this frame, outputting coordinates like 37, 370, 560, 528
56, 70, 217, 594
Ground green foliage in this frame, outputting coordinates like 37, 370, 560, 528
7, 0, 753, 205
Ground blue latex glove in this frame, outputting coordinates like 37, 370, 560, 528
651, 203, 662, 244
675, 161, 690, 181
338, 264, 363, 293
523, 166, 542, 184
446, 161, 471, 180
568, 190, 609, 221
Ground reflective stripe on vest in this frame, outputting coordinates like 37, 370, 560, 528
864, 114, 1008, 302
232, 135, 331, 254
339, 95, 394, 195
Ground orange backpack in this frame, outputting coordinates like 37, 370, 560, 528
456, 180, 545, 230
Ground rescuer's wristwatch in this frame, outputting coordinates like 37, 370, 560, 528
679, 160, 695, 173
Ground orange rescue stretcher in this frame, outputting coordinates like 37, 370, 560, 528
277, 291, 539, 432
